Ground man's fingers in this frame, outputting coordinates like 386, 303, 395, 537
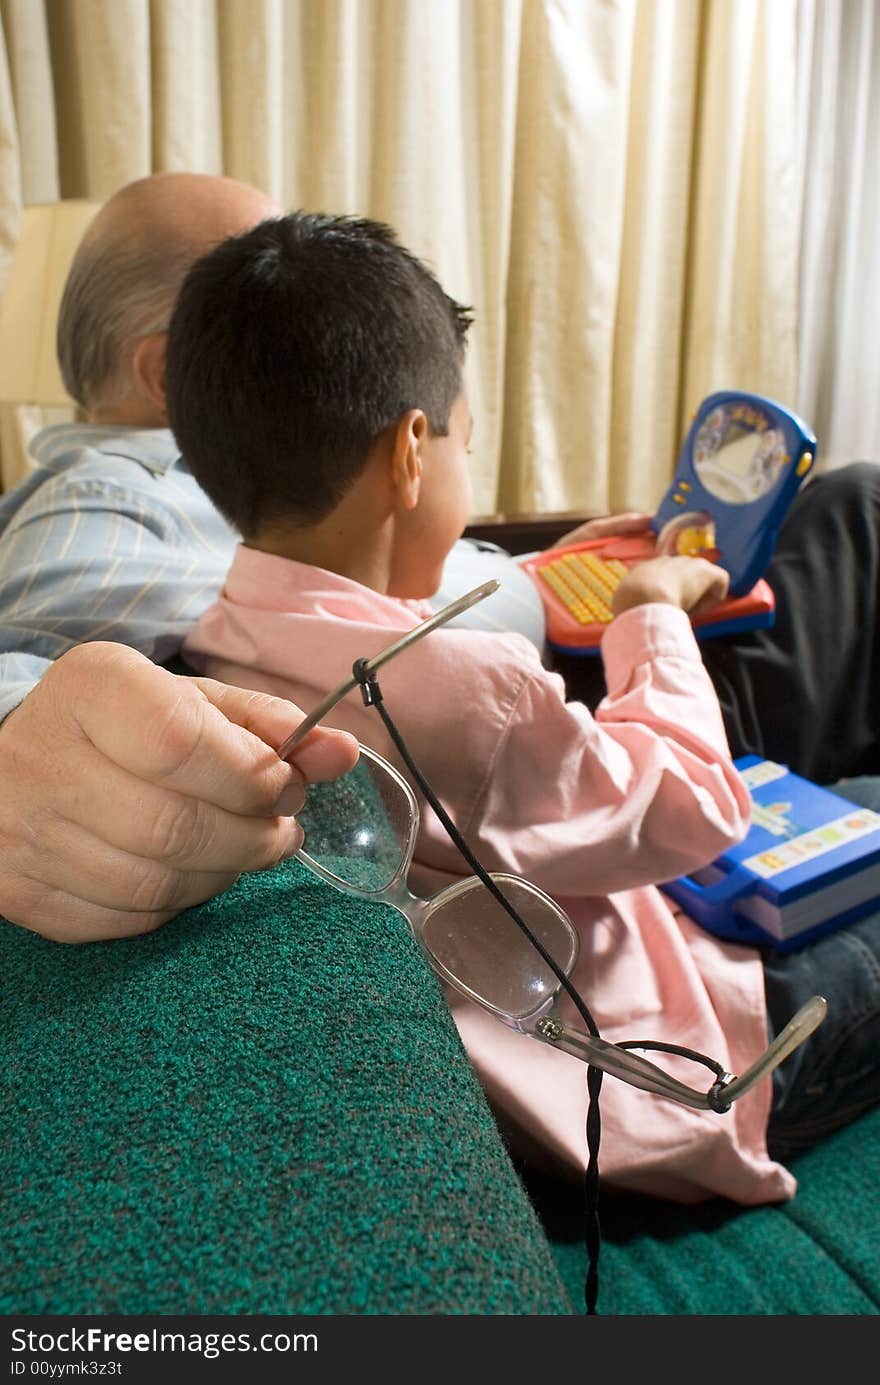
64, 644, 357, 816
30, 844, 276, 914
0, 643, 359, 944
70, 647, 292, 813
47, 747, 305, 873
2, 883, 179, 943
193, 675, 360, 782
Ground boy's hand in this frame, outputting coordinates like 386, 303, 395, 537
0, 642, 359, 944
553, 512, 655, 549
611, 555, 730, 620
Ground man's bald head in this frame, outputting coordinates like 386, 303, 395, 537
57, 172, 280, 417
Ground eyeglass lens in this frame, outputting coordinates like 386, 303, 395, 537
300, 750, 579, 1022
423, 877, 578, 1020
297, 755, 412, 892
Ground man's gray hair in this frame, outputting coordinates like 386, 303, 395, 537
57, 238, 198, 409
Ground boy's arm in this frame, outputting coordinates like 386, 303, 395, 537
464, 619, 749, 897
440, 558, 749, 898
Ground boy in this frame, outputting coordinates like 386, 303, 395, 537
169, 212, 880, 1204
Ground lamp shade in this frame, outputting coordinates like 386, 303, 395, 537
0, 200, 101, 405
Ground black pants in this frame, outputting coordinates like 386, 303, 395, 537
554, 462, 880, 784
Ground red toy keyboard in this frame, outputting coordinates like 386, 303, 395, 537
521, 535, 775, 654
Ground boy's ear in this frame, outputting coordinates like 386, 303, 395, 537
390, 409, 429, 510
131, 333, 169, 415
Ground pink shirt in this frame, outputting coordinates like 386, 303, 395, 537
184, 546, 797, 1205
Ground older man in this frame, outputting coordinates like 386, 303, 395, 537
0, 173, 358, 942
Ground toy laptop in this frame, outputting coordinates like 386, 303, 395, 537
661, 757, 880, 952
522, 390, 817, 654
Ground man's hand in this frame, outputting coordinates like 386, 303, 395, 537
552, 512, 655, 549
0, 642, 359, 943
611, 555, 730, 620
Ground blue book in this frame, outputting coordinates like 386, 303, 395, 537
660, 756, 880, 951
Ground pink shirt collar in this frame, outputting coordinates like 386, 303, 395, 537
226, 543, 436, 626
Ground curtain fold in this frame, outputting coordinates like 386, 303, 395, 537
609, 0, 701, 513
795, 0, 880, 470
682, 0, 799, 422
151, 0, 223, 174
51, 0, 152, 194
499, 0, 636, 514
0, 0, 807, 513
1, 0, 58, 204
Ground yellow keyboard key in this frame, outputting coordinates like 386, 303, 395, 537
537, 551, 629, 625
539, 564, 594, 623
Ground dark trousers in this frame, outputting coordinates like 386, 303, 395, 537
555, 461, 880, 784
762, 775, 880, 1161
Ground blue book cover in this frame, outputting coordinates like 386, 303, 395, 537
661, 756, 880, 951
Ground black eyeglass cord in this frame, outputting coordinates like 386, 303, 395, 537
352, 658, 604, 1314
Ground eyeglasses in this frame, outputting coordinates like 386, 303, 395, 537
280, 580, 826, 1113
279, 580, 826, 1312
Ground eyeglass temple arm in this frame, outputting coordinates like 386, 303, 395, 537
711, 993, 827, 1107
277, 579, 500, 763
535, 995, 827, 1113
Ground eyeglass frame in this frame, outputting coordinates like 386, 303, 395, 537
280, 581, 827, 1116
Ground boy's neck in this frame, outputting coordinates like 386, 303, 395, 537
241, 431, 452, 602
244, 519, 396, 594
246, 447, 399, 592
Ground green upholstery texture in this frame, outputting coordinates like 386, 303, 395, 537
3, 854, 877, 1316
528, 1102, 880, 1315
0, 861, 572, 1316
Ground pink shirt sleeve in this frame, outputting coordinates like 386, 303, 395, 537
440, 604, 752, 898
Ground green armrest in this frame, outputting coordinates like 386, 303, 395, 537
0, 861, 572, 1316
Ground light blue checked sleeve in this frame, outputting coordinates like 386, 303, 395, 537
0, 423, 548, 724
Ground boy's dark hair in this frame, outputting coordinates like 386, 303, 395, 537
165, 211, 473, 536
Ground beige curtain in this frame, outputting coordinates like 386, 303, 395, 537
0, 0, 799, 514
795, 0, 880, 470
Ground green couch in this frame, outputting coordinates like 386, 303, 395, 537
2, 859, 878, 1316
